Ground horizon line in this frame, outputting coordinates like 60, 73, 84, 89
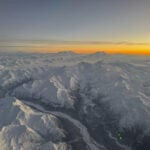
0, 50, 150, 56
1, 39, 150, 46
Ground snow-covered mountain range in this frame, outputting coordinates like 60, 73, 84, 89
0, 51, 150, 150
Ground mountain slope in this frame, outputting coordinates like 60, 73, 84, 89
0, 52, 150, 150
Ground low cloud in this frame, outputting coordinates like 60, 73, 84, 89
0, 39, 150, 47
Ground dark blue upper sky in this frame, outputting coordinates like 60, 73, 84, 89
0, 0, 150, 53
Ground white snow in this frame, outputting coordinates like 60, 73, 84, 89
0, 98, 67, 150
0, 52, 150, 150
22, 100, 106, 150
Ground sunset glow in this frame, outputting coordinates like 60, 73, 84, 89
12, 43, 150, 55
0, 0, 150, 55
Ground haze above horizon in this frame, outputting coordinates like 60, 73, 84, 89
0, 0, 150, 55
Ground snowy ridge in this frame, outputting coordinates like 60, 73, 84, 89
0, 52, 150, 150
22, 100, 106, 150
0, 98, 68, 150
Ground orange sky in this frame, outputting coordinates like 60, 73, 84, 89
1, 0, 150, 56
2, 40, 150, 55
21, 44, 150, 55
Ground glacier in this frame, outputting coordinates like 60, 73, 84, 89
0, 51, 150, 150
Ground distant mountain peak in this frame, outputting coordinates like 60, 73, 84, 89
93, 51, 107, 55
57, 51, 76, 55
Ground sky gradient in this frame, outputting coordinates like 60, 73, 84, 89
0, 0, 150, 54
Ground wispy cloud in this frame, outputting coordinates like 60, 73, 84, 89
0, 39, 150, 47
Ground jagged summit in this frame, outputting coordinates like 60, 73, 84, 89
56, 51, 77, 55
